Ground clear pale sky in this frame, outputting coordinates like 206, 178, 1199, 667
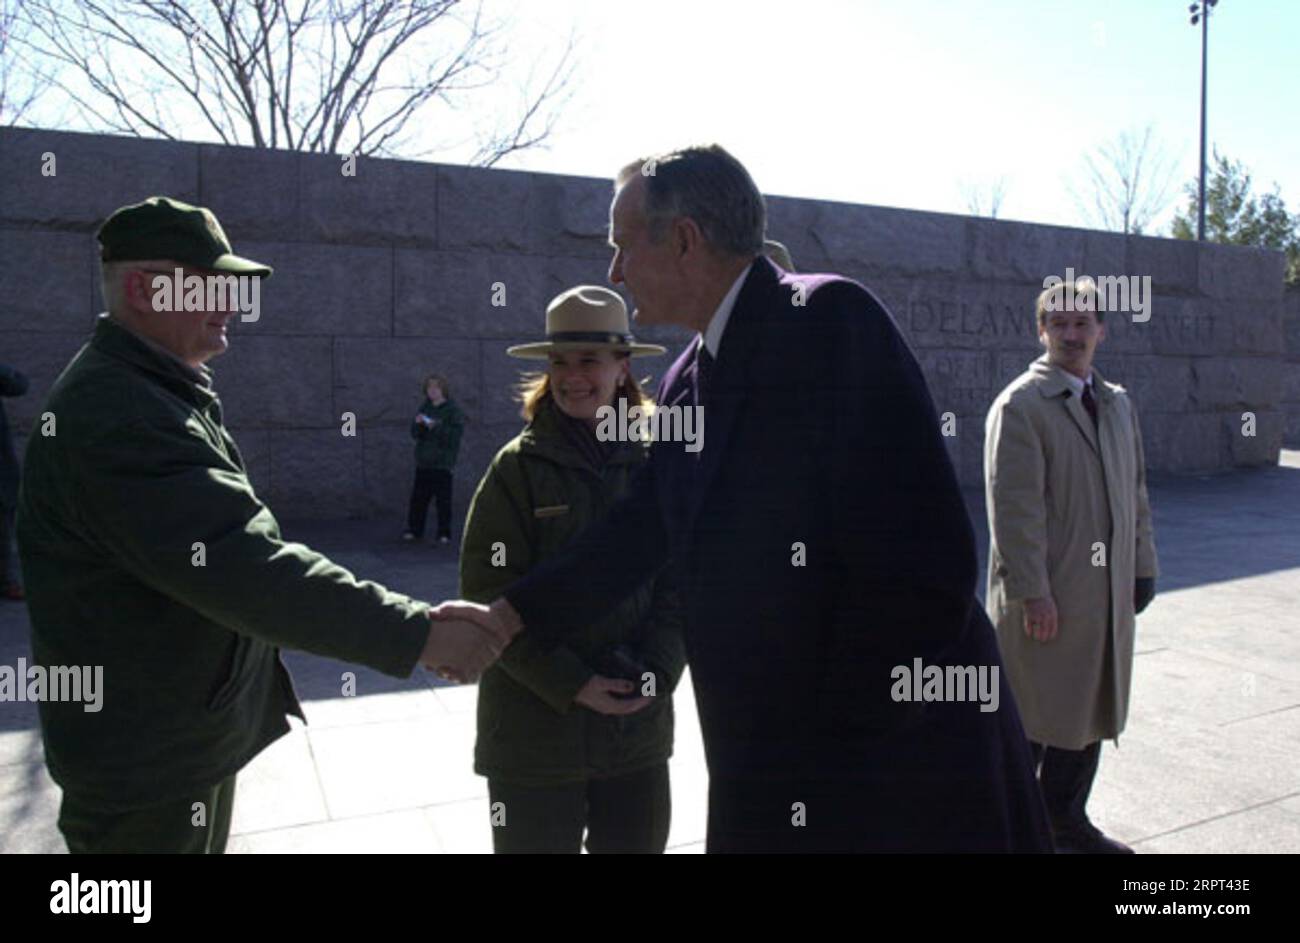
481, 0, 1300, 234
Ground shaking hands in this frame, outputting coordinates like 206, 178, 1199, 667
420, 598, 524, 683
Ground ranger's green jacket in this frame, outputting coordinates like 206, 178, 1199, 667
460, 396, 686, 785
17, 316, 430, 811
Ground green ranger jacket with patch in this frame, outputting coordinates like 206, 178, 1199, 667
460, 395, 686, 786
16, 316, 430, 812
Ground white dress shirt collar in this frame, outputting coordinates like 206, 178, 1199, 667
700, 261, 753, 360
1058, 366, 1094, 398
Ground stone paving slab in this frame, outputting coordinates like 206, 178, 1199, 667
2, 454, 1298, 854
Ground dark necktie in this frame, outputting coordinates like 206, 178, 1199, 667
1081, 382, 1099, 429
694, 341, 714, 408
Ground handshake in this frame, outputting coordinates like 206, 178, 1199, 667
418, 599, 524, 683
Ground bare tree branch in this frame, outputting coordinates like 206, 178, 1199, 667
1, 0, 55, 125
959, 176, 1008, 219
10, 0, 577, 163
1070, 125, 1177, 235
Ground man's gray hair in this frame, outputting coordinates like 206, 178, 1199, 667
616, 145, 766, 258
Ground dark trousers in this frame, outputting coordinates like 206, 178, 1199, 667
1029, 739, 1102, 831
0, 503, 17, 587
406, 467, 453, 539
487, 763, 671, 854
57, 774, 238, 853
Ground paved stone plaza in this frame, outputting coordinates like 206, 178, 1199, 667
2, 455, 1298, 854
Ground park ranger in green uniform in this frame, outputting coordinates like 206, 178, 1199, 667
16, 197, 514, 854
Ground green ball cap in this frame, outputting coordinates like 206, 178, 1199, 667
96, 196, 273, 277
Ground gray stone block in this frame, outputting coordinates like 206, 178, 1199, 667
1285, 298, 1300, 355
1225, 410, 1282, 466
895, 278, 1044, 351
1103, 356, 1194, 414
528, 172, 612, 259
1230, 298, 1284, 355
809, 201, 966, 277
0, 229, 95, 332
298, 152, 438, 246
213, 336, 335, 429
236, 241, 392, 336
764, 194, 835, 273
436, 164, 533, 252
914, 349, 997, 417
1140, 296, 1232, 357
481, 338, 542, 426
1142, 412, 1224, 474
1189, 357, 1284, 412
0, 128, 199, 226
969, 221, 1129, 291
994, 351, 1040, 394
332, 338, 480, 426
1099, 299, 1160, 356
360, 424, 416, 521
1283, 362, 1300, 405
394, 250, 610, 338
1199, 243, 1286, 301
199, 144, 301, 242
1284, 410, 1300, 448
1127, 235, 1199, 295
267, 428, 367, 519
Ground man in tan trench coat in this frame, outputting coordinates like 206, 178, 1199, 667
984, 277, 1158, 854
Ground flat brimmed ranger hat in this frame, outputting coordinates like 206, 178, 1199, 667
506, 286, 666, 359
97, 196, 273, 277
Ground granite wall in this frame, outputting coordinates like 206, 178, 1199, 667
1285, 287, 1300, 447
0, 128, 1289, 525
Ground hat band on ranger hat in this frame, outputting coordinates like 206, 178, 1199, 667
546, 331, 633, 345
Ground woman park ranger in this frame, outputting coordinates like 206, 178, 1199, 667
458, 285, 686, 854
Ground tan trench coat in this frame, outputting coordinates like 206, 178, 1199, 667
984, 356, 1158, 749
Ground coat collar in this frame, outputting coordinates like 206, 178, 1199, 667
1027, 354, 1117, 455
1029, 354, 1116, 403
91, 314, 217, 408
518, 394, 644, 473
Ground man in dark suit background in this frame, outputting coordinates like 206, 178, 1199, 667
437, 145, 1051, 852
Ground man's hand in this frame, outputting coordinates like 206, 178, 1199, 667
422, 601, 516, 683
574, 675, 653, 715
1022, 596, 1059, 642
430, 597, 524, 641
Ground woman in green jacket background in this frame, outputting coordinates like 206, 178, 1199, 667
459, 285, 686, 854
405, 374, 465, 543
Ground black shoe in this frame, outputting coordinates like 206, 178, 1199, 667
1053, 821, 1134, 854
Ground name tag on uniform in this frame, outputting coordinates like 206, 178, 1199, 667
533, 504, 570, 518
